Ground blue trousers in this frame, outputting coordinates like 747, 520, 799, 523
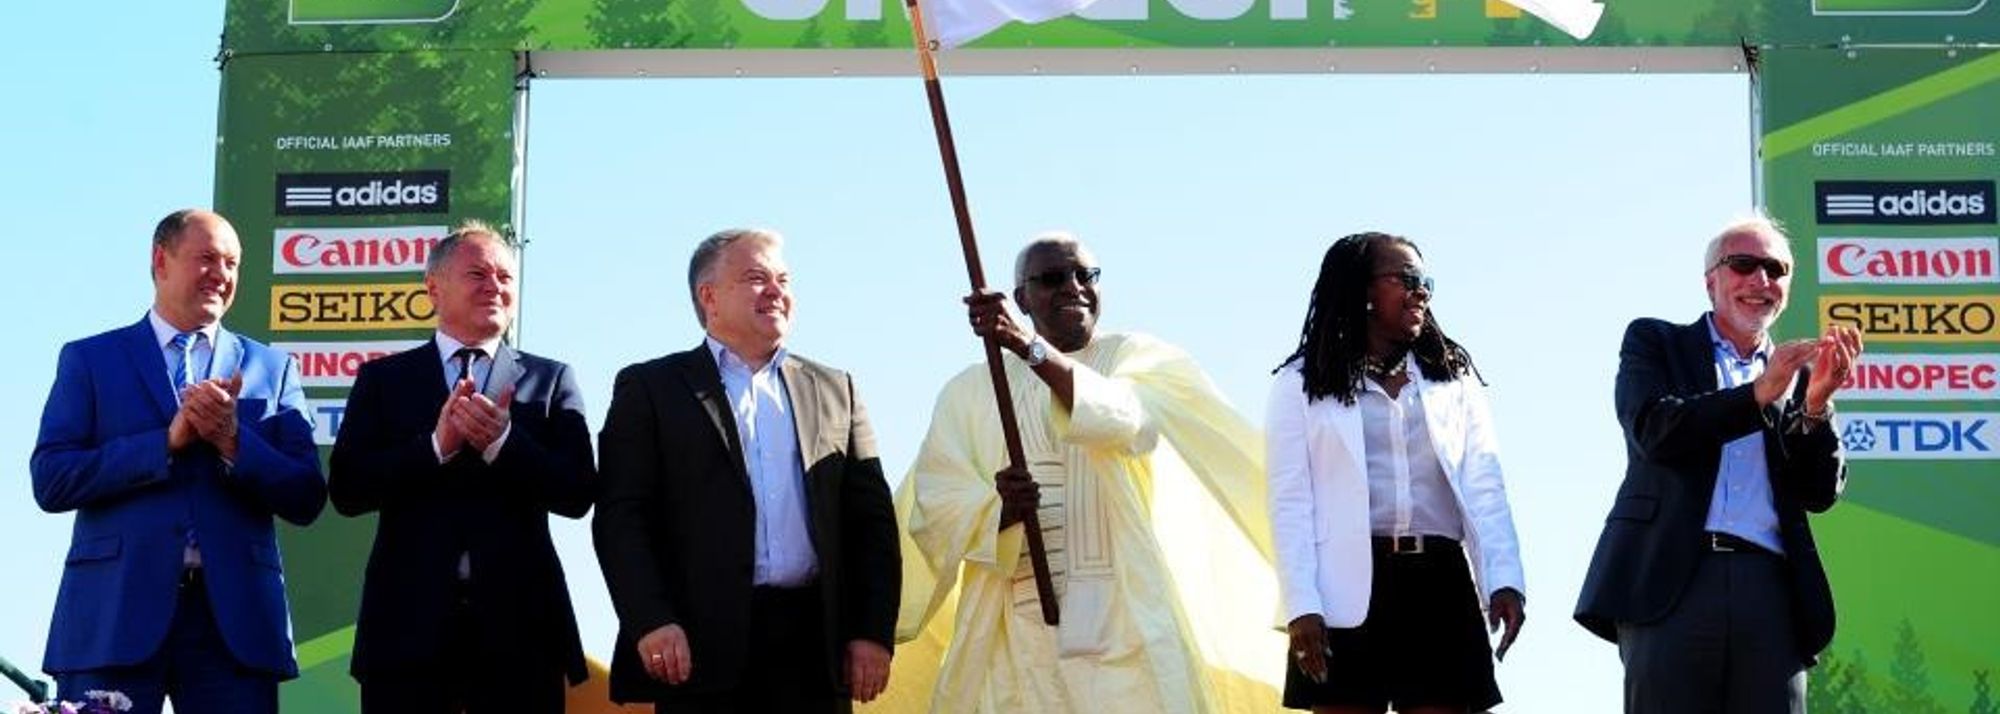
54, 571, 278, 714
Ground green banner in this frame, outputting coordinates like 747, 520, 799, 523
1760, 47, 2000, 714
213, 49, 521, 711
219, 0, 1844, 54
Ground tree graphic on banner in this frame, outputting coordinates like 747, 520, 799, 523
1972, 670, 1997, 714
589, 0, 692, 48
1888, 618, 1949, 714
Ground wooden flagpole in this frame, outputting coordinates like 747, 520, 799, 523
898, 0, 1060, 626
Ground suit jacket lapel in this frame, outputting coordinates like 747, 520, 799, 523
1681, 315, 1720, 394
487, 344, 525, 401
779, 356, 820, 467
210, 329, 244, 383
123, 317, 179, 421
1320, 393, 1366, 481
675, 345, 748, 481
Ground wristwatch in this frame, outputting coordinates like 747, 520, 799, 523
1024, 337, 1050, 367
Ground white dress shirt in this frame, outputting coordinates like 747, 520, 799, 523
707, 337, 819, 587
1360, 372, 1464, 539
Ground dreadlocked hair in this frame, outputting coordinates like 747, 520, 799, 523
1274, 231, 1482, 405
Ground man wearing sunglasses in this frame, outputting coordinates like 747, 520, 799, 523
1576, 216, 1864, 713
891, 232, 1283, 712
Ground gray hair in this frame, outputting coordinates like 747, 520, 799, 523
1703, 213, 1793, 273
425, 219, 515, 277
687, 228, 783, 327
1013, 230, 1085, 286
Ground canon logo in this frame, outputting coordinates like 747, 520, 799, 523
274, 226, 444, 275
1818, 237, 1999, 285
276, 171, 451, 216
1816, 181, 1996, 225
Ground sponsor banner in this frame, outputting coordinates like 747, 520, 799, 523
274, 226, 444, 275
1840, 353, 2000, 400
1814, 180, 1996, 225
306, 397, 350, 447
275, 340, 424, 387
1819, 294, 2000, 343
1817, 236, 2000, 285
271, 282, 435, 331
275, 170, 449, 216
1837, 411, 1999, 460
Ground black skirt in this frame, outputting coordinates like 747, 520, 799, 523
1282, 536, 1504, 712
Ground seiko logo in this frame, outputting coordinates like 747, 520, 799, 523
274, 226, 444, 275
1815, 181, 1995, 225
1818, 237, 1999, 285
275, 171, 450, 216
1821, 295, 2000, 343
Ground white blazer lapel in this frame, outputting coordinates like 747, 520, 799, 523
1413, 369, 1466, 481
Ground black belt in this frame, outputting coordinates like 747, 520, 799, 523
1706, 532, 1775, 555
1370, 534, 1458, 555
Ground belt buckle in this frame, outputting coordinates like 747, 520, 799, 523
1709, 533, 1737, 552
1391, 535, 1425, 555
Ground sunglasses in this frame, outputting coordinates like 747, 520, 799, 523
1024, 266, 1102, 289
1374, 271, 1435, 295
1713, 254, 1791, 280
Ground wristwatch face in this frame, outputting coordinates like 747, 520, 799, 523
1027, 339, 1048, 366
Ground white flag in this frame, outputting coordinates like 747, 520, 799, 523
925, 0, 1096, 47
1501, 0, 1604, 40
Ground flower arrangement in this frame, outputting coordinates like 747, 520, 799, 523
12, 690, 131, 714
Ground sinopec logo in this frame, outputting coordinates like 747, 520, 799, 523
274, 226, 444, 275
275, 340, 423, 387
1839, 412, 1998, 461
1818, 237, 1999, 285
1815, 181, 1995, 225
276, 171, 450, 216
1839, 353, 2000, 401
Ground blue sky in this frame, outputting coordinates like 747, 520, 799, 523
1, 3, 1754, 710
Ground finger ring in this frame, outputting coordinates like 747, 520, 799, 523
1293, 650, 1307, 660
650, 653, 664, 660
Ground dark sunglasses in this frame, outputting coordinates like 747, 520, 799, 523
1374, 271, 1435, 295
1713, 254, 1791, 280
1024, 266, 1102, 289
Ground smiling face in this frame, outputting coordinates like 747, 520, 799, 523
151, 212, 240, 332
1704, 227, 1791, 350
1365, 240, 1430, 354
698, 236, 793, 356
1013, 241, 1100, 352
426, 233, 518, 344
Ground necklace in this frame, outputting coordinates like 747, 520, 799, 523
1365, 352, 1408, 381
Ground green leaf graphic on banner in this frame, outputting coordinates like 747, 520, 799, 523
290, 0, 459, 23
1813, 0, 1987, 14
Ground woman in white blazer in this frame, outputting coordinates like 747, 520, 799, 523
1265, 232, 1526, 714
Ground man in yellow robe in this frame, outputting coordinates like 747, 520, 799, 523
883, 233, 1284, 714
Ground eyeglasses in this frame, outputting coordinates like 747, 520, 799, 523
1712, 254, 1791, 280
1374, 271, 1435, 295
1024, 266, 1102, 289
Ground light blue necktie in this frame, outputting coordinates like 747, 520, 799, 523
169, 332, 197, 390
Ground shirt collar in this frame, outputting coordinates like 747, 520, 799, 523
435, 331, 503, 364
1703, 312, 1770, 363
705, 335, 787, 375
147, 308, 219, 349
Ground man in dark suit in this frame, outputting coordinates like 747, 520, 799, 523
1576, 216, 1863, 713
595, 228, 900, 712
31, 209, 326, 714
329, 221, 596, 713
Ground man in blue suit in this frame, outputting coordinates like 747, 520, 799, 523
31, 209, 327, 714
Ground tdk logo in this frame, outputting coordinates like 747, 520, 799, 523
276, 171, 450, 216
1816, 181, 1995, 225
1840, 412, 1997, 460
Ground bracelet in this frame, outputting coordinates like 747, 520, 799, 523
1800, 402, 1833, 421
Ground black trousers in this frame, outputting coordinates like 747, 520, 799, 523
359, 584, 566, 714
1617, 546, 1806, 714
663, 584, 848, 714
